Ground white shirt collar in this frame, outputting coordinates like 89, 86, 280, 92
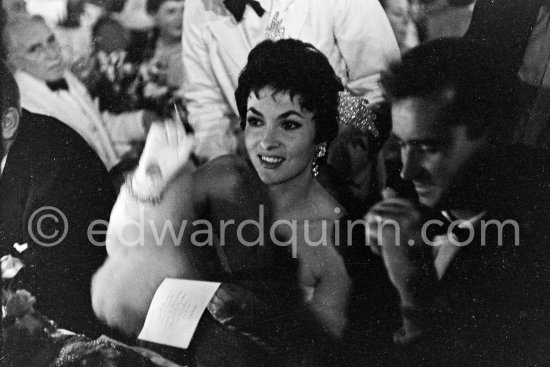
441, 211, 486, 228
0, 154, 7, 176
434, 211, 486, 279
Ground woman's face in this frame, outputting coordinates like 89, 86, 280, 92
245, 87, 318, 186
385, 0, 410, 40
154, 0, 184, 41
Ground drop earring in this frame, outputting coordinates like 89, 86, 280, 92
312, 143, 327, 177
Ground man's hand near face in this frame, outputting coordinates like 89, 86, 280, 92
366, 196, 441, 343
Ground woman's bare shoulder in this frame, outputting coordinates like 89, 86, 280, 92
307, 182, 345, 221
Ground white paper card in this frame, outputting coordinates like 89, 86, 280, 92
138, 278, 221, 349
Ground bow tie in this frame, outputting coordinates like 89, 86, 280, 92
223, 0, 265, 22
426, 213, 473, 244
46, 78, 69, 92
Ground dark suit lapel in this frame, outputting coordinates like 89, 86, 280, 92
0, 154, 32, 256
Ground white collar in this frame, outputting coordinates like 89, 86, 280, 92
441, 211, 486, 228
434, 210, 486, 279
0, 154, 7, 176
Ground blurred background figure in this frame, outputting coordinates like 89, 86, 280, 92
54, 0, 102, 65
73, 9, 181, 125
465, 0, 550, 150
142, 0, 184, 90
2, 0, 28, 19
116, 0, 154, 31
86, 14, 136, 114
380, 0, 419, 54
26, 0, 72, 24
92, 12, 131, 54
30, 1, 128, 66
116, 0, 156, 65
2, 15, 157, 170
411, 0, 476, 41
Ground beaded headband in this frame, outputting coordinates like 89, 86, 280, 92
337, 91, 379, 137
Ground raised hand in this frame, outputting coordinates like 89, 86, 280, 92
365, 198, 437, 307
132, 119, 195, 196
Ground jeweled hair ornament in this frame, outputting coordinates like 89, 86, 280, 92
338, 91, 379, 137
264, 12, 285, 41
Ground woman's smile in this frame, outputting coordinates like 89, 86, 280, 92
245, 87, 318, 186
258, 154, 286, 168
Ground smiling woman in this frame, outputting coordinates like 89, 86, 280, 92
244, 89, 318, 186
92, 39, 359, 366
236, 39, 340, 190
236, 40, 349, 340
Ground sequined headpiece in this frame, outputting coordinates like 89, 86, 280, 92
264, 12, 285, 41
338, 91, 378, 137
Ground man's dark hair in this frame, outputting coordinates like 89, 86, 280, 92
381, 38, 516, 141
146, 0, 183, 15
235, 39, 343, 145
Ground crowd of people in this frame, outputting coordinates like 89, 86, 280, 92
1, 0, 550, 366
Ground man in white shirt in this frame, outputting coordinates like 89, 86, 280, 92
182, 0, 400, 160
3, 14, 158, 169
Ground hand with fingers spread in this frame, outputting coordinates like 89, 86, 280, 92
131, 119, 196, 199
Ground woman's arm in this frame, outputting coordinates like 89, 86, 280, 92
91, 121, 200, 335
307, 245, 352, 338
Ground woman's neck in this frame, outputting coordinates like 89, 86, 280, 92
269, 167, 316, 216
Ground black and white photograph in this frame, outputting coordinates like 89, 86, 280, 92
1, 0, 549, 366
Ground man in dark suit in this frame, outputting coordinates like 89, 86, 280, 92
0, 60, 115, 336
367, 38, 550, 366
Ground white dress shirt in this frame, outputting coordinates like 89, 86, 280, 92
0, 154, 6, 176
182, 0, 400, 160
15, 70, 146, 170
433, 211, 486, 279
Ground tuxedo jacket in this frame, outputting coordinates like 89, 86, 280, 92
15, 70, 147, 170
398, 145, 550, 366
0, 110, 115, 336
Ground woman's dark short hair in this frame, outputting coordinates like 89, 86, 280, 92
235, 39, 343, 145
